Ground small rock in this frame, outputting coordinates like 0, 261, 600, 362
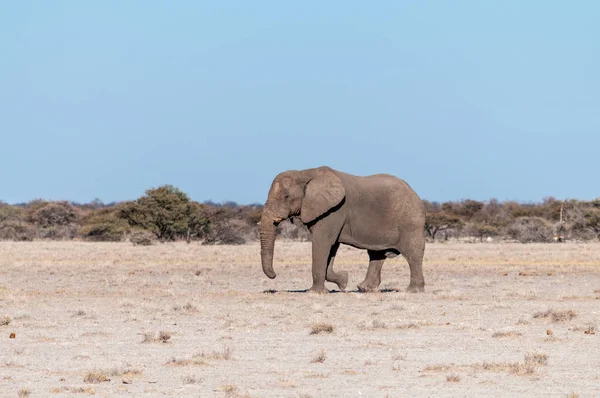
9, 333, 15, 339
546, 329, 553, 335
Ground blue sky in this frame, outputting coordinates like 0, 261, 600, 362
1, 1, 598, 205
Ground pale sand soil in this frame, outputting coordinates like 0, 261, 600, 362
1, 241, 599, 397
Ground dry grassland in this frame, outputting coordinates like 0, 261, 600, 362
1, 241, 599, 397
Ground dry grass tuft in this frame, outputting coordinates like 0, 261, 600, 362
142, 331, 172, 343
203, 346, 233, 361
567, 393, 580, 398
166, 356, 209, 367
109, 367, 143, 377
572, 324, 597, 335
396, 322, 422, 330
84, 370, 111, 383
524, 351, 548, 366
182, 375, 199, 384
359, 320, 387, 330
173, 302, 197, 312
533, 309, 577, 323
311, 350, 327, 363
423, 364, 455, 372
51, 387, 95, 394
221, 384, 250, 397
446, 374, 461, 382
17, 388, 30, 398
492, 330, 523, 338
423, 351, 548, 377
72, 309, 87, 317
310, 323, 334, 335
0, 316, 12, 326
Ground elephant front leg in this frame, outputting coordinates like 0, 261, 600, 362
325, 243, 348, 291
308, 240, 332, 294
357, 250, 386, 292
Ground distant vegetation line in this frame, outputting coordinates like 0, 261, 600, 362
1, 184, 599, 244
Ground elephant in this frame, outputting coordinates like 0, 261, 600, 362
259, 166, 426, 294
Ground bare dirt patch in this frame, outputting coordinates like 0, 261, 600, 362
1, 241, 599, 396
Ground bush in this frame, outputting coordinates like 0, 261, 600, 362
203, 219, 253, 245
278, 218, 311, 241
30, 202, 78, 227
119, 185, 201, 241
37, 224, 78, 240
0, 223, 36, 241
506, 217, 554, 243
79, 208, 129, 242
129, 230, 156, 246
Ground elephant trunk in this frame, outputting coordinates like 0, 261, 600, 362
259, 211, 278, 279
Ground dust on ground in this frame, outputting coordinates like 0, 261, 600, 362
1, 241, 599, 397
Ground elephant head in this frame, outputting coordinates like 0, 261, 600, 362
259, 167, 346, 279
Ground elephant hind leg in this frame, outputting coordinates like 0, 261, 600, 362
325, 243, 348, 291
399, 236, 425, 293
357, 250, 386, 292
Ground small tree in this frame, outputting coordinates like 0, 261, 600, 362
467, 222, 500, 242
425, 212, 464, 240
119, 185, 191, 241
185, 202, 211, 243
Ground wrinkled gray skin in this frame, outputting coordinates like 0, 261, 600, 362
259, 166, 426, 294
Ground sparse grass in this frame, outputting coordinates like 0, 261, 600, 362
17, 388, 30, 398
533, 309, 577, 322
396, 322, 422, 330
310, 323, 334, 335
170, 346, 234, 365
173, 302, 197, 312
109, 367, 143, 377
492, 330, 523, 338
0, 316, 11, 326
84, 370, 111, 383
166, 357, 209, 367
142, 331, 172, 343
72, 309, 86, 317
567, 393, 580, 398
359, 320, 387, 330
50, 387, 95, 394
2, 241, 600, 395
446, 374, 461, 382
221, 384, 249, 397
311, 350, 327, 363
572, 324, 597, 335
524, 351, 548, 366
182, 375, 199, 384
203, 346, 233, 361
423, 352, 548, 377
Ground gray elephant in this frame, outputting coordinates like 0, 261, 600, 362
259, 166, 426, 293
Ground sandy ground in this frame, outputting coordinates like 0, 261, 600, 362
1, 240, 599, 397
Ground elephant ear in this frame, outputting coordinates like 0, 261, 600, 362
300, 170, 346, 224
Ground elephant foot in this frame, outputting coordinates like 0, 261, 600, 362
357, 282, 380, 293
406, 282, 425, 293
333, 271, 348, 292
308, 285, 329, 294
